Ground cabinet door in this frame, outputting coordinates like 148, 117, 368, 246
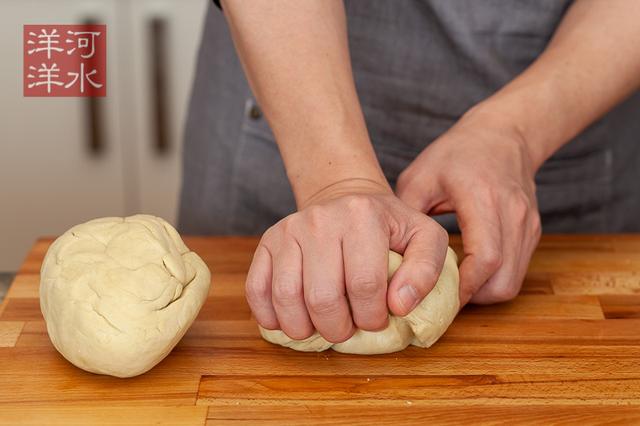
0, 0, 127, 270
122, 0, 208, 225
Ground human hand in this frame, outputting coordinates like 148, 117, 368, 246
245, 178, 449, 343
396, 107, 541, 305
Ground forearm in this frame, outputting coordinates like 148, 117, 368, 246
473, 0, 640, 170
221, 0, 389, 208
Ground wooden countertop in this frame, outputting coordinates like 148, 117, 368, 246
1, 235, 639, 425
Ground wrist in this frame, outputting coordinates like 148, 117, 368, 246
463, 100, 552, 172
282, 129, 391, 209
298, 176, 392, 210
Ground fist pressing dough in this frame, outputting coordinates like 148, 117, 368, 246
40, 215, 211, 378
260, 247, 459, 354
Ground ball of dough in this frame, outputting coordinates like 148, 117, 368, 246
40, 215, 211, 378
259, 247, 459, 354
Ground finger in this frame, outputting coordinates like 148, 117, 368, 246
396, 172, 443, 213
387, 215, 449, 316
245, 244, 279, 329
343, 214, 389, 331
302, 238, 354, 343
470, 195, 534, 304
455, 191, 503, 306
519, 210, 542, 289
271, 239, 315, 339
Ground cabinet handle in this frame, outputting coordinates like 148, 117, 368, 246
83, 17, 103, 155
86, 92, 103, 154
149, 17, 170, 154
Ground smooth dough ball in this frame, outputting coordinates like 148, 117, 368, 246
259, 247, 459, 354
40, 215, 211, 378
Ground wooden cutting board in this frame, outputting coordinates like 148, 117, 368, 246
1, 235, 640, 425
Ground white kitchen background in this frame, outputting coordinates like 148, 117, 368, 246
0, 0, 209, 270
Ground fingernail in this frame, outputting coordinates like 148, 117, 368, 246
398, 285, 419, 313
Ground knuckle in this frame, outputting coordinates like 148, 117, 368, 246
245, 279, 269, 307
272, 273, 302, 307
279, 216, 299, 237
530, 211, 542, 238
305, 205, 330, 231
509, 191, 530, 222
345, 195, 374, 215
478, 248, 503, 274
306, 288, 342, 316
348, 275, 383, 300
413, 216, 448, 245
260, 225, 277, 243
434, 223, 450, 246
261, 221, 289, 247
483, 283, 520, 303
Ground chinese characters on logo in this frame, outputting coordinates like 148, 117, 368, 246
24, 25, 107, 97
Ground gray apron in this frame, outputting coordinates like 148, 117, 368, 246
178, 0, 640, 235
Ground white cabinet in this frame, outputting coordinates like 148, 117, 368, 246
0, 0, 208, 270
0, 0, 127, 271
123, 0, 208, 222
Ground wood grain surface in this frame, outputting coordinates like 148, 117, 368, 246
1, 235, 639, 425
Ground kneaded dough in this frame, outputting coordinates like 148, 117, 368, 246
40, 215, 211, 378
259, 247, 459, 354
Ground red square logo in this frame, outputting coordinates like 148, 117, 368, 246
24, 24, 107, 97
